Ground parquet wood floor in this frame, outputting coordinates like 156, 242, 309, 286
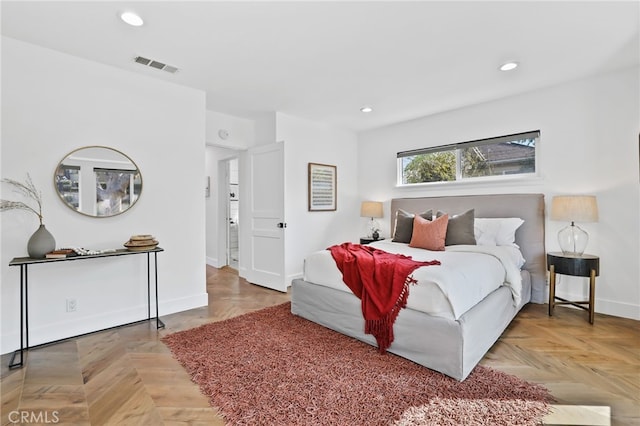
1, 265, 638, 425
481, 300, 639, 425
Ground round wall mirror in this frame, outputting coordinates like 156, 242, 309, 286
54, 146, 142, 217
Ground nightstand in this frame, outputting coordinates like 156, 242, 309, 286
547, 252, 600, 324
359, 237, 383, 245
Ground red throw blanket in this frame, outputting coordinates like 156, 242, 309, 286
328, 242, 440, 353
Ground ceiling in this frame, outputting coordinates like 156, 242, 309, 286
2, 1, 638, 132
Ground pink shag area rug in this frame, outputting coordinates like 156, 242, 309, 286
162, 302, 552, 425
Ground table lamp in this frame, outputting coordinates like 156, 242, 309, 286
550, 195, 598, 255
360, 201, 383, 239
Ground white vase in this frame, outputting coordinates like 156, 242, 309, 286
27, 224, 56, 259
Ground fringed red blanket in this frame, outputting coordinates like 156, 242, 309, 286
328, 242, 440, 353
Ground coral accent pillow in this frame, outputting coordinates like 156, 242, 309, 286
392, 209, 433, 243
409, 214, 449, 251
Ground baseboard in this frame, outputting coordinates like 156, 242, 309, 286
595, 298, 640, 321
160, 292, 209, 316
1, 305, 151, 353
554, 289, 639, 321
238, 266, 248, 278
0, 292, 209, 355
287, 272, 303, 287
206, 256, 221, 267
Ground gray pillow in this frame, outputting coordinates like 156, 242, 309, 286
436, 209, 476, 246
392, 209, 433, 243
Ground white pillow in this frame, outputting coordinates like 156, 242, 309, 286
474, 218, 525, 248
501, 245, 527, 269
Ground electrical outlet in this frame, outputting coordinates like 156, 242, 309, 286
66, 298, 77, 312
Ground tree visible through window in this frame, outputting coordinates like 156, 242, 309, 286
398, 131, 539, 185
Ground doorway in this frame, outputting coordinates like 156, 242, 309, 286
227, 158, 239, 270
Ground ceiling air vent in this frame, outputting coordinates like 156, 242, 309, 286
134, 56, 151, 65
134, 56, 179, 74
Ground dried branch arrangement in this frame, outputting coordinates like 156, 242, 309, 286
0, 174, 44, 225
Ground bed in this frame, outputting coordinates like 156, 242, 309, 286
291, 193, 546, 381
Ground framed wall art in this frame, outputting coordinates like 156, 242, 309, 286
308, 162, 336, 211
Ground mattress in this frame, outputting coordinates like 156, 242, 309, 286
303, 240, 526, 320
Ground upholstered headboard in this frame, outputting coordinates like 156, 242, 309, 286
390, 193, 546, 304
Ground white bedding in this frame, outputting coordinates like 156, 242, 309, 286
303, 240, 524, 320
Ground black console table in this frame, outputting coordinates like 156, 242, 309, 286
8, 247, 164, 368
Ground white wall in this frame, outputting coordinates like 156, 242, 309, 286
276, 113, 359, 282
1, 37, 207, 353
205, 110, 254, 150
357, 66, 640, 320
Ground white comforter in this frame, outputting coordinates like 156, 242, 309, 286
303, 240, 524, 320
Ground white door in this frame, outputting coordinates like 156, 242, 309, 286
246, 142, 286, 292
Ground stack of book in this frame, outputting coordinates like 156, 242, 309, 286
45, 249, 78, 259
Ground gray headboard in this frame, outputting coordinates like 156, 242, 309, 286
390, 193, 546, 304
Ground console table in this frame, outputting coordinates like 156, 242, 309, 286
8, 247, 164, 368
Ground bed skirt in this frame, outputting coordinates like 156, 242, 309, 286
291, 273, 531, 381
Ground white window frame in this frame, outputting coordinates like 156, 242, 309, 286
397, 130, 540, 186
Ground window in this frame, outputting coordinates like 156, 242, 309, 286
397, 130, 539, 185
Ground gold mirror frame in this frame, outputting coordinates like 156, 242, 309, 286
54, 146, 142, 218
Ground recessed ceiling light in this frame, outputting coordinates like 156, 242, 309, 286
120, 11, 144, 27
360, 106, 373, 113
499, 61, 519, 71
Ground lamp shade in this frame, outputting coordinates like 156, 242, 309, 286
550, 196, 598, 223
360, 201, 383, 218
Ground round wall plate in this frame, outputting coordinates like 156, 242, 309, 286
218, 129, 229, 140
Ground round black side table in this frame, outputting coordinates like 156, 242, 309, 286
547, 252, 600, 324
